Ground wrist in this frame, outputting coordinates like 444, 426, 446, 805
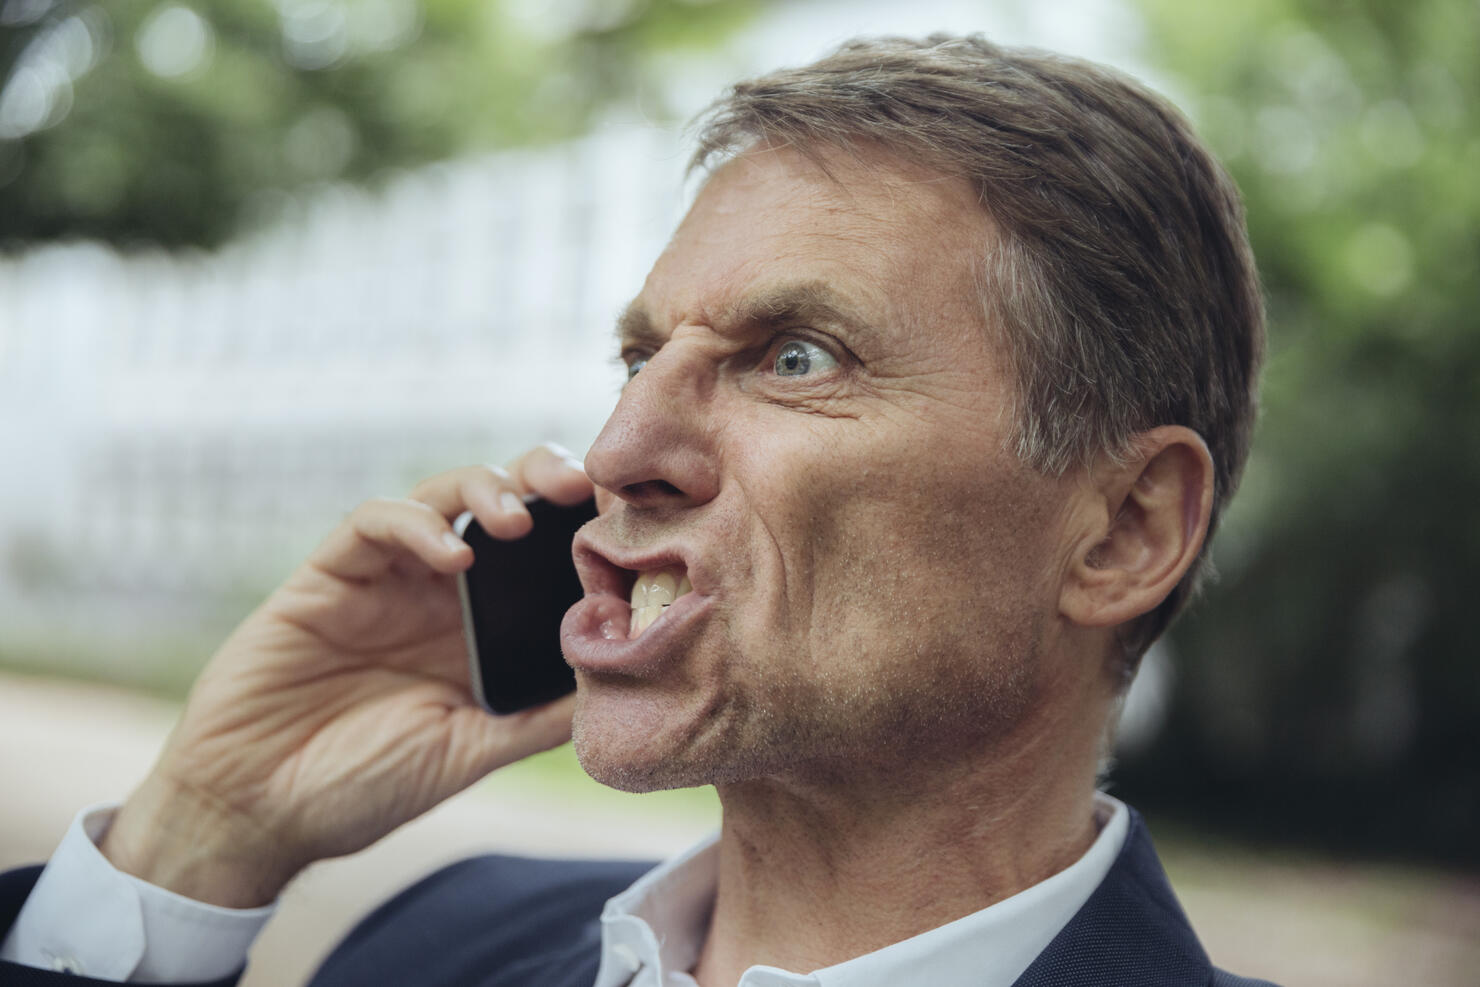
100, 773, 300, 908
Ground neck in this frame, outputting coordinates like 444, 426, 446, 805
690, 685, 1108, 986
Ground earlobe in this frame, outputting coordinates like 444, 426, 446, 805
1059, 426, 1214, 630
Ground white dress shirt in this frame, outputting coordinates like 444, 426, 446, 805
593, 794, 1128, 987
1, 795, 1127, 985
0, 805, 273, 982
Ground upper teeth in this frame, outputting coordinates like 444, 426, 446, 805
629, 566, 692, 637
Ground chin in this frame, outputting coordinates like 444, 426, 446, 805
570, 688, 715, 794
572, 725, 711, 794
571, 677, 798, 794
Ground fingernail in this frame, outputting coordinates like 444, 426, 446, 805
442, 532, 468, 553
500, 492, 527, 513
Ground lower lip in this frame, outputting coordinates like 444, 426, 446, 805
561, 591, 711, 676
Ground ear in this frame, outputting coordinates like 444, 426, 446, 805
1059, 426, 1215, 631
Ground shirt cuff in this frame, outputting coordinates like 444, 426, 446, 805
0, 804, 275, 983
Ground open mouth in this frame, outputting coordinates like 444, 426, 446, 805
626, 565, 694, 638
563, 541, 712, 674
570, 535, 705, 648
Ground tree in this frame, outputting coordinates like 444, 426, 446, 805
1117, 0, 1479, 864
0, 0, 762, 248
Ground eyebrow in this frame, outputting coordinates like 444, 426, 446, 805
614, 302, 663, 353
614, 280, 881, 352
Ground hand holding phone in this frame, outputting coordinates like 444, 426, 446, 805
456, 497, 598, 714
97, 454, 587, 909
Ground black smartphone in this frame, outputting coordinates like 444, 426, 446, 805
454, 497, 597, 715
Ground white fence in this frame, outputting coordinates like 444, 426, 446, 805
0, 126, 688, 641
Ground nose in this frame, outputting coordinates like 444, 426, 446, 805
585, 334, 721, 512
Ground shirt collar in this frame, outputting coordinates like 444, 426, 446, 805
595, 793, 1129, 987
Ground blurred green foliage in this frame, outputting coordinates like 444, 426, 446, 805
1116, 0, 1480, 865
0, 0, 761, 247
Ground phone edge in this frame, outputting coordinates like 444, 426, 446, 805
453, 510, 496, 716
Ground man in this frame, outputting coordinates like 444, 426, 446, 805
1, 34, 1270, 986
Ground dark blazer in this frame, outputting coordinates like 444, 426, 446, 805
0, 809, 1278, 986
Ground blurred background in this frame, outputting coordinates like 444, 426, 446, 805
1, 0, 1476, 984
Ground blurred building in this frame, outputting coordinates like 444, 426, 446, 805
0, 127, 686, 639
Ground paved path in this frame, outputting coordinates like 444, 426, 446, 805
4, 671, 1478, 986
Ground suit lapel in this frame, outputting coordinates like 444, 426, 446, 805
1010, 810, 1213, 987
479, 922, 602, 987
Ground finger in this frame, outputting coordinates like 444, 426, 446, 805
408, 447, 592, 539
309, 497, 472, 581
408, 465, 535, 539
506, 442, 593, 506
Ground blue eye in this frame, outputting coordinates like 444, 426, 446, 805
774, 340, 837, 377
626, 358, 648, 381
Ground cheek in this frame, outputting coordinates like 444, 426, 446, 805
716, 404, 1062, 670
799, 456, 1063, 670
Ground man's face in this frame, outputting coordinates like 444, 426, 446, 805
561, 145, 1080, 792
